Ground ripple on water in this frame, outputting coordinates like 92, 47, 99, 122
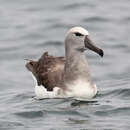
94, 106, 130, 118
15, 110, 44, 118
60, 2, 95, 10
83, 16, 110, 23
0, 121, 24, 129
37, 41, 63, 47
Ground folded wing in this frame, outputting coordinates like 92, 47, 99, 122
25, 52, 65, 91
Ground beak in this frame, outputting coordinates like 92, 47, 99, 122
84, 35, 104, 57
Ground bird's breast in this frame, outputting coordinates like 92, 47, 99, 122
65, 79, 97, 100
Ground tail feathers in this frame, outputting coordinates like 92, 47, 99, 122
25, 60, 42, 86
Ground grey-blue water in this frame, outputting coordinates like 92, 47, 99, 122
0, 0, 130, 129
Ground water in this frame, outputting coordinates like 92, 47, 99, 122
0, 0, 130, 129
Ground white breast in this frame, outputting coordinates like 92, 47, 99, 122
65, 79, 97, 100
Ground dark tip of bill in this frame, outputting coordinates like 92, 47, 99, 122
99, 49, 104, 57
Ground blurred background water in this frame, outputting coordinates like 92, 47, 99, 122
0, 0, 130, 129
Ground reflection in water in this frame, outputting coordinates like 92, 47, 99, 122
71, 100, 99, 107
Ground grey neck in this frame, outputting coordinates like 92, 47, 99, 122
64, 43, 92, 82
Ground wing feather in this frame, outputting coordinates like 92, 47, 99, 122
25, 52, 65, 91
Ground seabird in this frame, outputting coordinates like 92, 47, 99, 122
25, 26, 104, 100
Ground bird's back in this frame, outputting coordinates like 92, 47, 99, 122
26, 52, 65, 91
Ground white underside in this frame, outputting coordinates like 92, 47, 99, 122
31, 74, 97, 101
64, 79, 97, 100
31, 74, 63, 99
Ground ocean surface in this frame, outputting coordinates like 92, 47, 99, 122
0, 0, 130, 129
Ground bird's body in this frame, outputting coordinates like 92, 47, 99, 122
25, 27, 103, 100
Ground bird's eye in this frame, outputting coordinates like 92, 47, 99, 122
74, 32, 84, 37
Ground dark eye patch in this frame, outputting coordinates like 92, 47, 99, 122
74, 32, 84, 36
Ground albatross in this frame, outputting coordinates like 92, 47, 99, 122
25, 26, 104, 101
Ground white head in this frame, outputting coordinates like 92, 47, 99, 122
65, 26, 103, 57
66, 26, 89, 36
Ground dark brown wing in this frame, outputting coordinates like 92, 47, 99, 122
25, 52, 65, 91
